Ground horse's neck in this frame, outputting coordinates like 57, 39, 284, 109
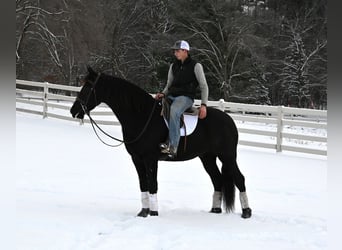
102, 85, 155, 130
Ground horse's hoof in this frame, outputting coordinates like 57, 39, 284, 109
210, 207, 222, 213
149, 210, 159, 216
241, 208, 252, 219
137, 208, 150, 217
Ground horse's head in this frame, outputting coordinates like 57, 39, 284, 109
70, 66, 101, 119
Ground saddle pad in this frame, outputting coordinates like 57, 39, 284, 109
164, 114, 198, 136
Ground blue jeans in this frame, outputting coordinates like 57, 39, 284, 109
167, 95, 194, 149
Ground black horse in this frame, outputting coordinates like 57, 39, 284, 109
70, 66, 252, 219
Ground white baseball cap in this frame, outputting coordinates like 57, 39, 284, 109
171, 40, 190, 51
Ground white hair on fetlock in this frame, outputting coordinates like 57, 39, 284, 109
212, 191, 222, 208
239, 192, 249, 209
149, 193, 158, 212
141, 192, 150, 209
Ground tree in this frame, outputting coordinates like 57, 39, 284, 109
16, 0, 327, 108
167, 0, 271, 103
272, 0, 327, 107
278, 32, 309, 107
16, 0, 63, 80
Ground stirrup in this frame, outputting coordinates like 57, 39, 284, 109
159, 142, 168, 151
160, 145, 177, 158
161, 146, 171, 154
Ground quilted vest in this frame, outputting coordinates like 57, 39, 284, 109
168, 56, 198, 100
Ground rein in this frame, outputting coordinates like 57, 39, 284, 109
78, 73, 158, 147
86, 100, 158, 147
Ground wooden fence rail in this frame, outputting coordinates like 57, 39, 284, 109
16, 79, 327, 156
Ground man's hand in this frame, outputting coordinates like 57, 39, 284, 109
198, 104, 207, 119
155, 92, 165, 100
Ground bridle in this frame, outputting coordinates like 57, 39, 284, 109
77, 73, 101, 115
77, 73, 158, 147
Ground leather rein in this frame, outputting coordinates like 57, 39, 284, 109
78, 73, 158, 147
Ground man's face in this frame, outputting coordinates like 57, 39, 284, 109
174, 49, 188, 61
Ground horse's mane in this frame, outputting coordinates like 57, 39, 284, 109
101, 73, 155, 113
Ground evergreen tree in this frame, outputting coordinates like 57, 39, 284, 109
279, 33, 309, 107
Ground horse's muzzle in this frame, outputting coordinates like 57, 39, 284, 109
71, 110, 84, 119
70, 102, 85, 119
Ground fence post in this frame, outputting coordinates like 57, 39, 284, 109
43, 82, 48, 118
276, 105, 284, 152
219, 99, 225, 112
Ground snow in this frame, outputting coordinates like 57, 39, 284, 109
16, 111, 327, 250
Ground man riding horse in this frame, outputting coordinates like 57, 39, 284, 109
155, 40, 209, 159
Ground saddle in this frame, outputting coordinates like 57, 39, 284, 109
161, 98, 199, 136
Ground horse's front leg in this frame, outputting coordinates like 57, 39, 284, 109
143, 156, 159, 216
132, 155, 159, 217
131, 155, 150, 217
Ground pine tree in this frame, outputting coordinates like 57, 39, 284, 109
279, 33, 310, 107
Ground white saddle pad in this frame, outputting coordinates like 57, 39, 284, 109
164, 114, 198, 136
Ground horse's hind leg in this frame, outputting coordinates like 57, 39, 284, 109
233, 162, 252, 218
199, 153, 223, 213
218, 154, 252, 218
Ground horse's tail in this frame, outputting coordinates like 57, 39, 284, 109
221, 156, 236, 212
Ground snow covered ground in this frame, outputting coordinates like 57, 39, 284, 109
16, 112, 327, 250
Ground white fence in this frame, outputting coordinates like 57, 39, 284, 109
16, 79, 327, 156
